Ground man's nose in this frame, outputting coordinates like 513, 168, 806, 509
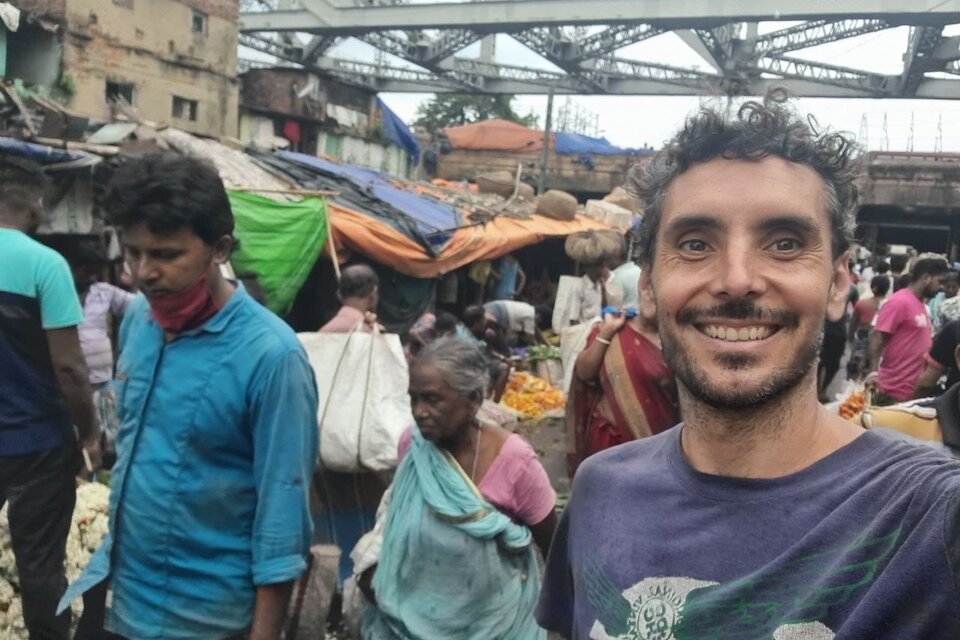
129, 256, 159, 282
709, 248, 766, 300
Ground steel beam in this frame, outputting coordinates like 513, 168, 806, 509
902, 25, 947, 96
757, 19, 892, 57
573, 24, 665, 61
240, 0, 960, 34
264, 51, 960, 98
757, 55, 894, 94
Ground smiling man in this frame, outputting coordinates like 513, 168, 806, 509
60, 154, 318, 640
537, 93, 960, 639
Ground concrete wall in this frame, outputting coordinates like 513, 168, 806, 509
50, 0, 237, 136
324, 132, 409, 178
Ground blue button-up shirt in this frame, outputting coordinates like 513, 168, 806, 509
61, 285, 318, 639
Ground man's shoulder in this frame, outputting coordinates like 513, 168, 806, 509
886, 288, 917, 308
575, 429, 676, 487
235, 293, 302, 355
0, 232, 66, 272
860, 431, 960, 499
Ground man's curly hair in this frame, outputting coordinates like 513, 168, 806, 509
628, 90, 861, 266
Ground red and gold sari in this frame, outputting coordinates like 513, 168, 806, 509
566, 323, 679, 477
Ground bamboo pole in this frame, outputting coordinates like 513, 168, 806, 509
324, 204, 341, 281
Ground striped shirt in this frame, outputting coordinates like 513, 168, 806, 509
79, 283, 134, 384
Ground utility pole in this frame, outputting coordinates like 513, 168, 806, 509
538, 87, 554, 195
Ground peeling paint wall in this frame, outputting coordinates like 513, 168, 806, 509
16, 0, 238, 137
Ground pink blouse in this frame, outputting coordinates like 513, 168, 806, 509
398, 428, 556, 527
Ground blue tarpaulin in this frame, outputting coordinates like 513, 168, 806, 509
377, 98, 420, 162
0, 137, 90, 164
554, 132, 652, 157
275, 151, 461, 251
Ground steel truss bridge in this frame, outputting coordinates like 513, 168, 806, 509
239, 1, 960, 99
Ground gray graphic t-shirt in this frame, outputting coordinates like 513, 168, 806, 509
537, 428, 960, 639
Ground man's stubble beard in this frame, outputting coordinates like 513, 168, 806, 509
658, 311, 823, 411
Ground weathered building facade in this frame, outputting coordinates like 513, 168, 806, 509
239, 67, 412, 177
9, 0, 238, 137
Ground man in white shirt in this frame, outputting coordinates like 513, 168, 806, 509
569, 264, 606, 325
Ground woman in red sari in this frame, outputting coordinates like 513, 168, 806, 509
566, 308, 679, 477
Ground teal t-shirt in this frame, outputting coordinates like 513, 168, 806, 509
0, 227, 83, 454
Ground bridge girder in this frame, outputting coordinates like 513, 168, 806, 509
239, 1, 960, 99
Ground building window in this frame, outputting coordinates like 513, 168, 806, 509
172, 96, 198, 121
191, 10, 207, 34
106, 81, 134, 105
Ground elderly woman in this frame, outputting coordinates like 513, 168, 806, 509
363, 337, 557, 639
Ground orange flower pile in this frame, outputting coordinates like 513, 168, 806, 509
839, 390, 867, 420
502, 371, 565, 418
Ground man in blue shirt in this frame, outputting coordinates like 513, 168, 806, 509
62, 154, 318, 640
0, 156, 100, 639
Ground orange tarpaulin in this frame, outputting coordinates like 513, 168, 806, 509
442, 119, 552, 152
327, 201, 610, 278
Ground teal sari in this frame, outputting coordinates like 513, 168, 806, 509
363, 425, 545, 640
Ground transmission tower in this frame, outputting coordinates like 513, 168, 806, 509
907, 112, 915, 152
936, 115, 944, 152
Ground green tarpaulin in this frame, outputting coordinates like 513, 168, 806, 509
228, 191, 328, 315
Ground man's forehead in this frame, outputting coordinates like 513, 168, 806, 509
659, 156, 829, 230
120, 225, 199, 247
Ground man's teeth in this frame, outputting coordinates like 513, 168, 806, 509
703, 326, 773, 341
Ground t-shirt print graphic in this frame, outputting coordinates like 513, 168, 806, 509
585, 528, 901, 640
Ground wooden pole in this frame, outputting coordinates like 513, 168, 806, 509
538, 86, 555, 196
324, 205, 341, 281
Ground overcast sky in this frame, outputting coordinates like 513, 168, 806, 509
242, 16, 960, 152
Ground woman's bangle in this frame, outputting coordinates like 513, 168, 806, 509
595, 337, 612, 346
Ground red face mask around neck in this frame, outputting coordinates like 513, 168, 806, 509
148, 269, 222, 333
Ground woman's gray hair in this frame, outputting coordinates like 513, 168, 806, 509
415, 336, 488, 403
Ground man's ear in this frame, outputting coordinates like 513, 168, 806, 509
825, 251, 852, 322
639, 267, 658, 321
212, 235, 234, 264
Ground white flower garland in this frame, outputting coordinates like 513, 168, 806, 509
0, 482, 110, 639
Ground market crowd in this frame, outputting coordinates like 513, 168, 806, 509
2, 89, 960, 640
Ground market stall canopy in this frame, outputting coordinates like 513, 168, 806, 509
254, 150, 462, 254
442, 119, 548, 152
227, 191, 328, 315
156, 128, 296, 198
330, 205, 611, 279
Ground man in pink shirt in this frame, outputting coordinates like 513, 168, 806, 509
320, 264, 380, 333
866, 256, 949, 405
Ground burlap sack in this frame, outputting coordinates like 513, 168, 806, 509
536, 189, 578, 221
564, 229, 624, 264
603, 186, 640, 212
476, 171, 517, 197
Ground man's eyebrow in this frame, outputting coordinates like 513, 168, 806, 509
662, 215, 723, 236
754, 215, 820, 235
